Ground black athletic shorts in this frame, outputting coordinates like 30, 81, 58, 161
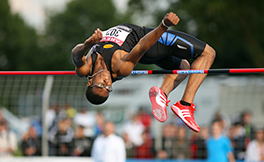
121, 23, 206, 70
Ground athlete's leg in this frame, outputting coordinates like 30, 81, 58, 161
161, 59, 190, 96
149, 55, 189, 122
181, 44, 216, 103
171, 44, 215, 132
156, 29, 214, 101
156, 30, 216, 132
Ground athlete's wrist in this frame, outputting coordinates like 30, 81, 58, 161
161, 19, 170, 29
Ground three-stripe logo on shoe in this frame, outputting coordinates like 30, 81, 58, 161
155, 90, 166, 107
181, 109, 191, 118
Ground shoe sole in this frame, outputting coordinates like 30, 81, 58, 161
149, 86, 167, 122
171, 105, 200, 132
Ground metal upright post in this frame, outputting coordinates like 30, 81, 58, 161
41, 75, 54, 156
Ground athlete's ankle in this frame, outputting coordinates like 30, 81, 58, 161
180, 100, 191, 106
163, 92, 168, 98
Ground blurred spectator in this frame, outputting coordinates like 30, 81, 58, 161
137, 107, 152, 130
206, 120, 235, 162
245, 128, 264, 161
171, 126, 190, 159
92, 122, 126, 162
190, 131, 198, 159
47, 103, 67, 130
72, 125, 94, 156
241, 110, 255, 140
21, 126, 42, 156
231, 122, 246, 160
49, 119, 74, 156
0, 109, 7, 124
212, 111, 231, 136
45, 105, 56, 129
157, 124, 177, 159
74, 108, 96, 137
64, 103, 77, 119
122, 114, 144, 146
122, 132, 135, 158
95, 112, 105, 136
0, 120, 17, 157
197, 126, 209, 159
191, 126, 209, 159
134, 130, 155, 159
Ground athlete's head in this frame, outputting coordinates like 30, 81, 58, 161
86, 69, 113, 105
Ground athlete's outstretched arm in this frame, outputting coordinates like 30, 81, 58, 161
71, 28, 102, 77
120, 12, 179, 75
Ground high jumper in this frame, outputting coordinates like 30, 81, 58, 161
71, 12, 216, 132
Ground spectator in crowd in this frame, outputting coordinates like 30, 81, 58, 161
231, 122, 246, 160
122, 114, 145, 147
197, 126, 209, 159
95, 112, 105, 136
171, 126, 190, 159
212, 111, 231, 136
191, 126, 209, 159
137, 107, 152, 130
135, 130, 155, 159
21, 126, 42, 156
74, 108, 96, 137
72, 125, 94, 156
0, 120, 17, 157
206, 120, 235, 162
48, 119, 74, 156
47, 103, 67, 130
122, 132, 135, 158
245, 128, 264, 161
0, 109, 7, 124
157, 124, 177, 159
241, 110, 255, 140
190, 131, 198, 159
92, 122, 126, 162
64, 103, 77, 119
45, 104, 56, 129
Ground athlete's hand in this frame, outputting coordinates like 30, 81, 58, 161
163, 12, 180, 27
84, 28, 102, 47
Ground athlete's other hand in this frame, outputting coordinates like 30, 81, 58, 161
163, 12, 180, 27
84, 28, 102, 46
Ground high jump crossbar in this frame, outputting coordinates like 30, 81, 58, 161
0, 68, 264, 75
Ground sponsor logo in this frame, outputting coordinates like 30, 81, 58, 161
101, 36, 124, 46
177, 44, 187, 50
131, 71, 147, 75
103, 44, 114, 49
177, 70, 204, 74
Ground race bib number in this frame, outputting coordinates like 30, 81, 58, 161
100, 25, 132, 46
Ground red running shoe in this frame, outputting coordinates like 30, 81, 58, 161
149, 86, 170, 122
171, 101, 200, 132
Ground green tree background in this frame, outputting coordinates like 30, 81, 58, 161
0, 0, 264, 71
0, 0, 40, 70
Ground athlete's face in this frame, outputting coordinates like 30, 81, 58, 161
88, 70, 113, 97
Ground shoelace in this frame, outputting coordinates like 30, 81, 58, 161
160, 97, 171, 106
190, 103, 196, 113
165, 100, 171, 106
186, 104, 197, 121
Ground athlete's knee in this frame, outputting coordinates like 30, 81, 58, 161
203, 44, 216, 61
179, 59, 190, 70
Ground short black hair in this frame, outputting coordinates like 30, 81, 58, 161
85, 86, 108, 105
211, 119, 221, 125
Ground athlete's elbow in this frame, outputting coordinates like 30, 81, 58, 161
71, 44, 84, 55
